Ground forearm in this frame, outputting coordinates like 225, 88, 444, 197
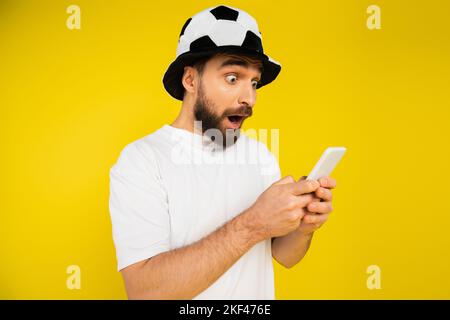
123, 209, 263, 299
271, 229, 313, 268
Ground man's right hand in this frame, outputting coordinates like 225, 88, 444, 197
245, 176, 320, 241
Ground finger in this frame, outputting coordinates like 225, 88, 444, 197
319, 176, 337, 189
303, 195, 321, 215
286, 194, 315, 215
307, 201, 333, 214
296, 193, 315, 208
315, 187, 332, 202
302, 213, 329, 225
274, 175, 295, 186
288, 179, 320, 196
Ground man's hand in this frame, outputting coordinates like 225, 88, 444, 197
298, 175, 336, 236
270, 175, 337, 268
245, 175, 321, 241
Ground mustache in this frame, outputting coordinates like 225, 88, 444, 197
222, 106, 253, 118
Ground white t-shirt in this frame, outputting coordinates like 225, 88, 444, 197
108, 124, 281, 299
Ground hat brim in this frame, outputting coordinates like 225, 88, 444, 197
162, 46, 281, 101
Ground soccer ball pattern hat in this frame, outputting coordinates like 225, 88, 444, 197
163, 4, 282, 100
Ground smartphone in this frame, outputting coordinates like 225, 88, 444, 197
306, 147, 346, 181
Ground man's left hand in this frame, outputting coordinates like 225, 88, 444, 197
298, 176, 336, 236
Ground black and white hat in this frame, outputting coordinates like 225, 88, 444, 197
163, 5, 282, 100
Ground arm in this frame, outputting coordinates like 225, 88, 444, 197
120, 175, 326, 298
271, 230, 313, 269
121, 209, 263, 299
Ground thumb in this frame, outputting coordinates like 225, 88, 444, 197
273, 175, 295, 185
299, 175, 320, 199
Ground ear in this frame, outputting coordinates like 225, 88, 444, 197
181, 66, 196, 96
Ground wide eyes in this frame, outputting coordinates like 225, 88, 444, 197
225, 74, 259, 88
225, 74, 237, 84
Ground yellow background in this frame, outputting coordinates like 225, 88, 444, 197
1, 0, 449, 299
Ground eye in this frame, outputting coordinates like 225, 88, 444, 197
251, 80, 259, 89
225, 74, 237, 84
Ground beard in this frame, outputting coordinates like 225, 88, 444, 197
193, 82, 252, 149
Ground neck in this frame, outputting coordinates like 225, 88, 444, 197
171, 97, 202, 136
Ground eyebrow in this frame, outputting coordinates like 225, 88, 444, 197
218, 59, 263, 74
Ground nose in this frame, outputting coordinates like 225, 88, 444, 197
238, 81, 256, 107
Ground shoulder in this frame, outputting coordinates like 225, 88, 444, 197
238, 132, 280, 179
238, 132, 278, 164
111, 129, 165, 177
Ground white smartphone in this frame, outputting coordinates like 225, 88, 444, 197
306, 147, 347, 181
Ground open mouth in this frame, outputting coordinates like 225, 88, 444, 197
225, 115, 245, 129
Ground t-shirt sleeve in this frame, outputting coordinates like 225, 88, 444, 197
109, 142, 171, 271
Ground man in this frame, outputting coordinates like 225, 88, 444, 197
108, 5, 336, 300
